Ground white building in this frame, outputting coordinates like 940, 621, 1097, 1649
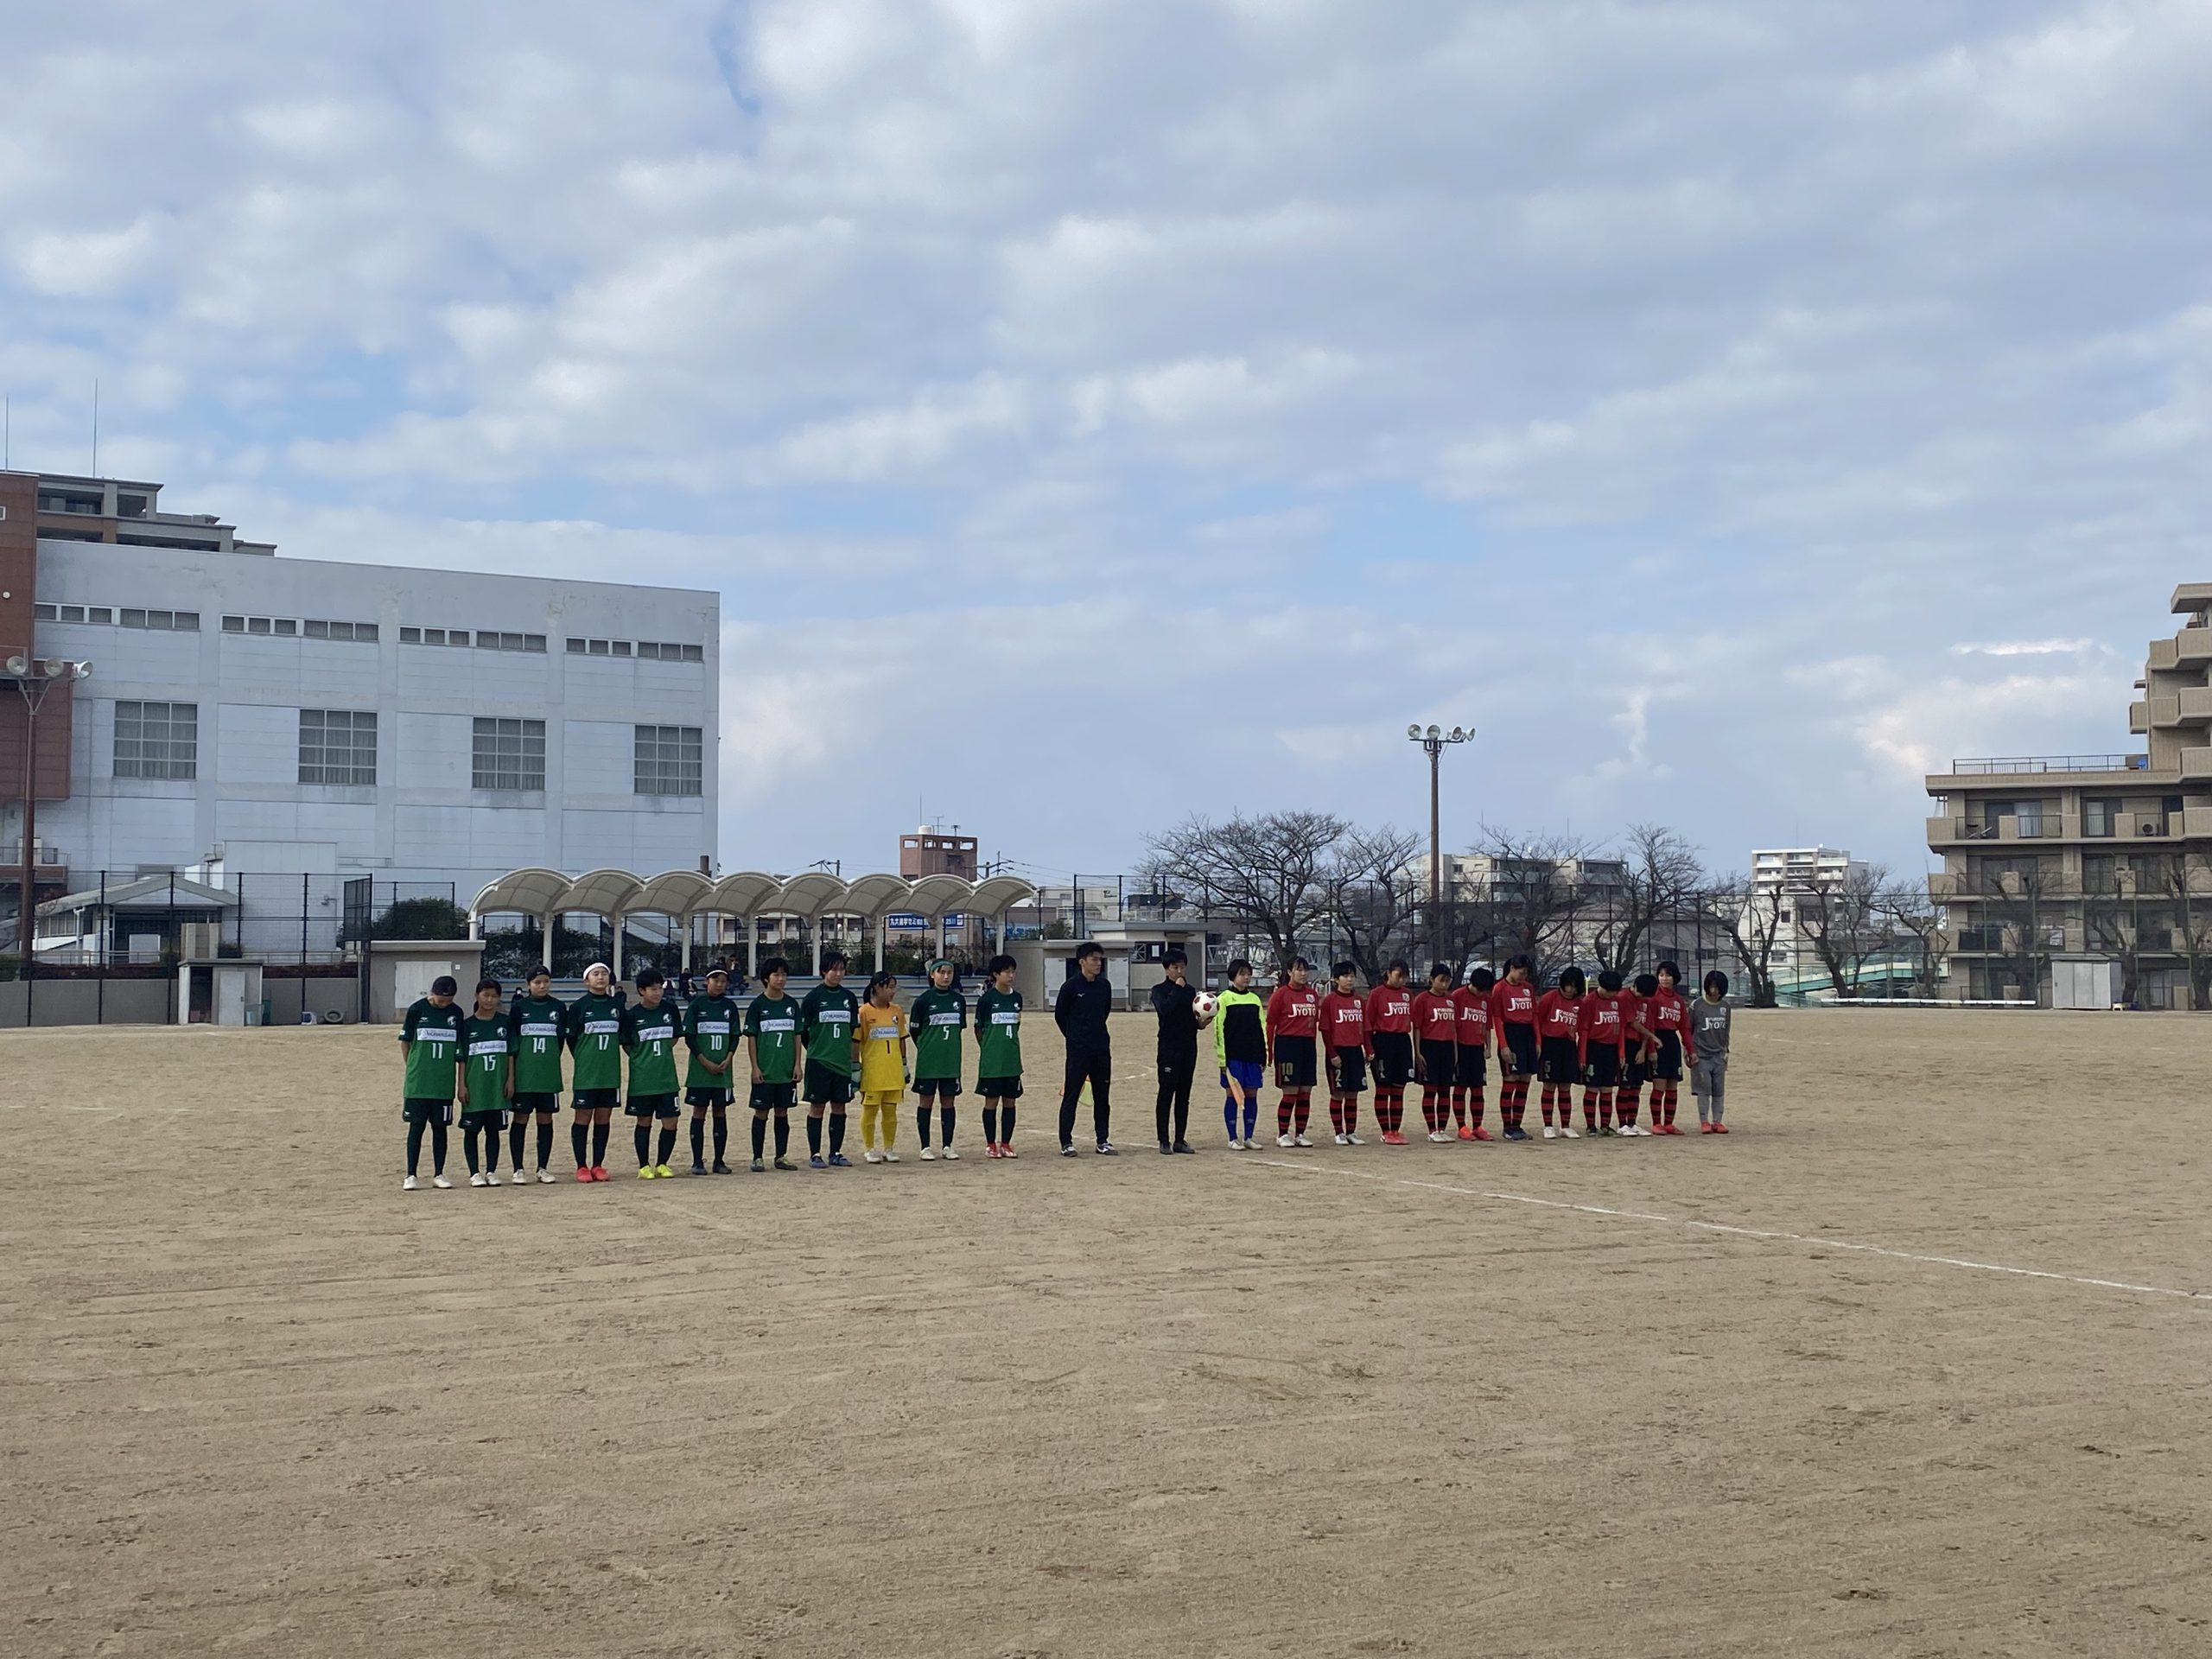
5, 471, 718, 912
1745, 846, 1869, 967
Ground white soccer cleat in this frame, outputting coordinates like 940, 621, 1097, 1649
1561, 1126, 1580, 1138
863, 1148, 883, 1164
468, 1173, 488, 1187
1345, 1132, 1364, 1145
882, 1149, 900, 1163
1277, 1134, 1294, 1148
510, 1168, 530, 1185
1541, 1126, 1557, 1140
940, 1147, 959, 1160
1294, 1134, 1313, 1147
536, 1168, 556, 1183
431, 1173, 454, 1188
403, 1174, 420, 1191
919, 1147, 937, 1161
1332, 1133, 1349, 1146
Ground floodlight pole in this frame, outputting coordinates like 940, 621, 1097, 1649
1408, 723, 1473, 961
13, 662, 89, 982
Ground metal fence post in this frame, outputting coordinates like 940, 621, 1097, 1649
97, 870, 106, 1025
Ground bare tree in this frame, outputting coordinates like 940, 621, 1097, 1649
2157, 850, 2212, 1010
2082, 855, 2152, 1007
1796, 861, 1890, 1001
1323, 824, 1421, 984
1592, 823, 1707, 975
1466, 825, 1606, 982
1978, 854, 2061, 1005
1874, 878, 1943, 1000
1715, 874, 1784, 1007
1144, 810, 1348, 971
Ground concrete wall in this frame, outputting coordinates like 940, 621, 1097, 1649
265, 975, 362, 1027
0, 977, 171, 1027
365, 939, 486, 1023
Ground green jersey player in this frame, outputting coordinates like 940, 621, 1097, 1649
564, 962, 626, 1181
397, 974, 463, 1190
744, 957, 801, 1171
681, 964, 741, 1174
457, 978, 511, 1186
504, 965, 566, 1184
623, 968, 682, 1179
974, 954, 1024, 1157
798, 951, 861, 1168
908, 960, 967, 1159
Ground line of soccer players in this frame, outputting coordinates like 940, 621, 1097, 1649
395, 947, 1736, 1189
1197, 954, 1734, 1149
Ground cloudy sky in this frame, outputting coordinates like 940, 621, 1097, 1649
7, 0, 2210, 882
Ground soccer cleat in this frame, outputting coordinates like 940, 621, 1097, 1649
1096, 1142, 1118, 1155
1381, 1130, 1408, 1147
711, 1160, 735, 1173
919, 1147, 937, 1161
1060, 1144, 1078, 1157
536, 1167, 556, 1183
809, 1154, 828, 1169
1457, 1126, 1475, 1141
828, 1153, 853, 1167
750, 1156, 766, 1172
1226, 1137, 1242, 1151
1294, 1134, 1313, 1147
1172, 1141, 1194, 1154
690, 1161, 709, 1177
589, 1166, 610, 1182
655, 1164, 675, 1179
1345, 1132, 1364, 1146
1712, 1122, 1730, 1135
431, 1173, 453, 1188
1700, 1122, 1715, 1134
403, 1174, 420, 1191
510, 1168, 530, 1185
864, 1148, 883, 1163
575, 1166, 594, 1183
1541, 1125, 1557, 1140
773, 1155, 798, 1170
881, 1149, 900, 1163
1470, 1127, 1493, 1141
469, 1173, 489, 1186
1332, 1132, 1350, 1146
1503, 1127, 1528, 1141
637, 1166, 657, 1179
1159, 1141, 1174, 1155
1596, 1125, 1615, 1138
941, 1147, 960, 1161
1560, 1126, 1580, 1139
1277, 1134, 1295, 1148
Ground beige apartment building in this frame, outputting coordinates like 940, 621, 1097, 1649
1924, 584, 2212, 1007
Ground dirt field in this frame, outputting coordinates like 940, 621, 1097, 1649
4, 1007, 2210, 1658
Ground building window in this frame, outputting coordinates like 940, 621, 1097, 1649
473, 717, 546, 791
566, 638, 587, 654
399, 626, 421, 644
33, 603, 55, 620
113, 607, 199, 631
2084, 798, 2119, 838
638, 640, 706, 663
114, 701, 198, 780
298, 709, 378, 786
224, 615, 245, 632
634, 725, 702, 797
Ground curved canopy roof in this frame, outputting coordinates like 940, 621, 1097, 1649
472, 868, 1039, 922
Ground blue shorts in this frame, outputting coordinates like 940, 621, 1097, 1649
1221, 1059, 1265, 1096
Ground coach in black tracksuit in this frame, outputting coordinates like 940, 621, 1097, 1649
1149, 948, 1202, 1154
1056, 942, 1116, 1155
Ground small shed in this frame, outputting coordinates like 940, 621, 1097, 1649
2050, 956, 2123, 1010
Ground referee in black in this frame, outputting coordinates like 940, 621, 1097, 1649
1055, 941, 1116, 1155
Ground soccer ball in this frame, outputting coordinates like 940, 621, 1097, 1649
1192, 991, 1217, 1019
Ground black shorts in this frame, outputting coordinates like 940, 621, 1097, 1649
803, 1061, 854, 1106
1621, 1052, 1649, 1088
1502, 1024, 1538, 1076
626, 1091, 679, 1119
1371, 1031, 1414, 1088
685, 1086, 734, 1109
1456, 1044, 1488, 1086
403, 1096, 453, 1125
1584, 1045, 1620, 1089
511, 1091, 560, 1115
1539, 1036, 1582, 1086
977, 1076, 1024, 1099
1418, 1039, 1457, 1088
1274, 1033, 1318, 1090
749, 1081, 797, 1112
572, 1086, 619, 1111
915, 1077, 963, 1100
1328, 1046, 1367, 1094
1653, 1032, 1683, 1081
459, 1103, 505, 1122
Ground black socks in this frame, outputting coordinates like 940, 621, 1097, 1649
828, 1111, 846, 1155
751, 1115, 767, 1159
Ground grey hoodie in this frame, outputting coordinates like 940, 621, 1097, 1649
1691, 996, 1732, 1060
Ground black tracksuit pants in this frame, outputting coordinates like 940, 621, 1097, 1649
1060, 1046, 1112, 1147
1155, 1048, 1196, 1145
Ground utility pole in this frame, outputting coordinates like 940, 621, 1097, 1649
9, 655, 92, 981
1407, 722, 1473, 961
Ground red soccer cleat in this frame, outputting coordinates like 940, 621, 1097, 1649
575, 1165, 593, 1182
589, 1165, 611, 1180
1712, 1122, 1730, 1135
1469, 1127, 1493, 1141
1457, 1126, 1475, 1141
1380, 1130, 1408, 1146
998, 1142, 1017, 1159
1699, 1123, 1714, 1135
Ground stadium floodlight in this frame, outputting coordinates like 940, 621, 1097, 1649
1448, 727, 1465, 741
73, 662, 92, 677
1426, 723, 1440, 740
1407, 723, 1421, 739
3, 653, 25, 677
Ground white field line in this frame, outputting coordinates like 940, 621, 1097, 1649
1250, 1160, 2211, 1304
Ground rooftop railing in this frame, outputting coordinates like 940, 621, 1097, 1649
1948, 754, 2148, 775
